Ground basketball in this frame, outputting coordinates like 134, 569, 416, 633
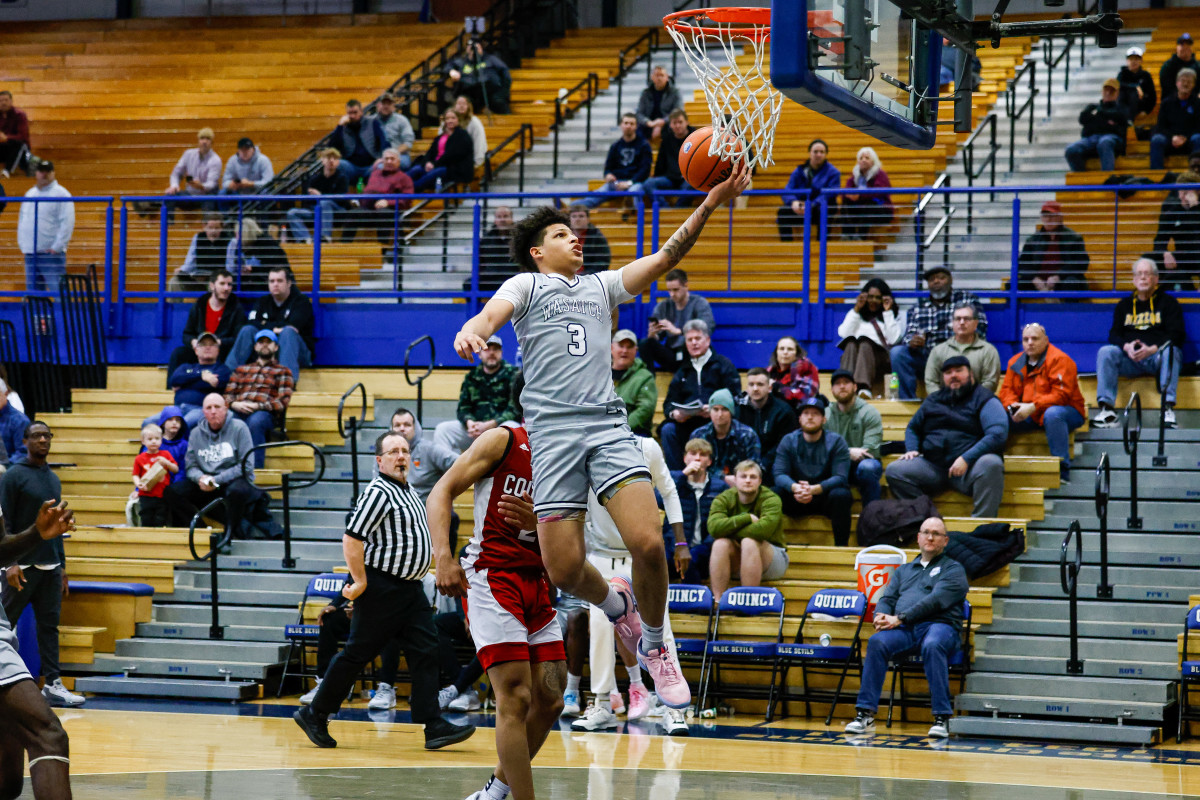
678, 126, 744, 191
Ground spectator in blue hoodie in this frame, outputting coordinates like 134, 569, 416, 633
578, 113, 652, 209
777, 139, 841, 242
168, 332, 233, 430
0, 384, 28, 468
154, 406, 189, 478
665, 437, 727, 583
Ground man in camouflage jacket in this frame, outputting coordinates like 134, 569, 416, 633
433, 334, 519, 453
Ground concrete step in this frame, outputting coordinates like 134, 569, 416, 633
976, 634, 1178, 662
949, 716, 1159, 745
169, 586, 299, 607
955, 692, 1168, 722
177, 569, 310, 593
971, 653, 1178, 681
213, 554, 343, 573
994, 598, 1184, 625
136, 621, 286, 642
89, 653, 276, 681
113, 637, 288, 662
1046, 498, 1200, 525
154, 603, 296, 626
74, 675, 260, 701
1010, 563, 1200, 588
228, 540, 343, 560
1023, 531, 1200, 565
996, 581, 1195, 603
962, 671, 1175, 703
983, 616, 1178, 641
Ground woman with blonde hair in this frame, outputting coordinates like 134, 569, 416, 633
450, 95, 488, 167
841, 146, 894, 240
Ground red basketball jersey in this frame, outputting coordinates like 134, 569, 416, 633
462, 424, 543, 574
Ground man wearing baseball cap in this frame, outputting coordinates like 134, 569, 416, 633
433, 334, 519, 454
220, 137, 273, 195
772, 396, 853, 546
610, 329, 657, 437
885, 355, 1008, 519
1065, 78, 1128, 172
1118, 47, 1156, 120
825, 369, 884, 506
223, 329, 294, 466
1017, 201, 1089, 293
1160, 34, 1197, 105
1151, 66, 1200, 170
889, 265, 987, 400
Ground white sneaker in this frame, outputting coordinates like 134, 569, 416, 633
449, 688, 481, 711
844, 711, 875, 734
661, 706, 689, 736
1092, 408, 1118, 428
438, 684, 459, 709
928, 715, 950, 738
571, 703, 620, 731
609, 690, 625, 715
1164, 407, 1177, 429
562, 688, 582, 716
43, 678, 85, 707
299, 678, 321, 705
368, 682, 396, 710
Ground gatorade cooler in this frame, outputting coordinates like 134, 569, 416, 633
855, 545, 907, 618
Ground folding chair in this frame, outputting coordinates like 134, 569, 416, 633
768, 588, 868, 724
885, 599, 972, 726
1178, 605, 1200, 741
277, 572, 346, 697
699, 587, 785, 712
667, 583, 715, 696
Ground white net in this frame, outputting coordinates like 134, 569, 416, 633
665, 10, 783, 171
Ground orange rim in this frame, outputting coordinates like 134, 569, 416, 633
662, 6, 772, 42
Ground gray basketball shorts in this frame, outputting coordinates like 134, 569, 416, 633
0, 621, 32, 688
527, 406, 650, 519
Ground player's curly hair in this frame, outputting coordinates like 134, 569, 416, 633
509, 206, 571, 272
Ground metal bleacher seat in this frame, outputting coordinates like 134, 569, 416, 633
698, 587, 785, 713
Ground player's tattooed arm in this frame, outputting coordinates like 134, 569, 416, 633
661, 203, 714, 268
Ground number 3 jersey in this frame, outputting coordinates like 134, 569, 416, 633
462, 423, 544, 576
493, 270, 635, 429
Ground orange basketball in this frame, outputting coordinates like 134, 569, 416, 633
678, 126, 743, 191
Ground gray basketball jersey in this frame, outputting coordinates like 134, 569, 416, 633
494, 270, 634, 427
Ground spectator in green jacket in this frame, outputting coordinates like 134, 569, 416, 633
611, 329, 656, 437
433, 334, 519, 453
707, 460, 786, 598
825, 369, 884, 505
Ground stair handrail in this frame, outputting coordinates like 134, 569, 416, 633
482, 123, 534, 194
1040, 33, 1075, 117
187, 496, 232, 640
404, 334, 436, 424
960, 113, 998, 232
1154, 344, 1174, 467
615, 27, 663, 124
553, 73, 600, 178
912, 173, 954, 286
1094, 452, 1113, 599
1122, 391, 1143, 529
240, 441, 328, 570
1004, 60, 1038, 172
338, 382, 369, 503
1059, 518, 1085, 674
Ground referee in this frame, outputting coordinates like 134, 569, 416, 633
294, 431, 475, 750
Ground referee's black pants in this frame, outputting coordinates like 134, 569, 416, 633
311, 566, 439, 723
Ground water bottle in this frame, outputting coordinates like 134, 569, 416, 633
819, 633, 833, 647
435, 177, 443, 194
356, 177, 364, 193
886, 373, 900, 401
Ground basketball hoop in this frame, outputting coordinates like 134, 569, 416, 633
663, 7, 783, 171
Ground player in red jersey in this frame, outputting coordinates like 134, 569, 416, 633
427, 382, 565, 800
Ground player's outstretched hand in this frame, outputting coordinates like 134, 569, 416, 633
35, 500, 75, 541
455, 330, 487, 362
707, 160, 751, 206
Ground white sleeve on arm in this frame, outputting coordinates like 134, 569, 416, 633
601, 269, 636, 308
493, 273, 535, 318
642, 437, 683, 525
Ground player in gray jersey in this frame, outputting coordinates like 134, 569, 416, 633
454, 163, 749, 710
0, 499, 76, 800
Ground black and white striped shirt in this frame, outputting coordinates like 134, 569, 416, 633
345, 473, 431, 579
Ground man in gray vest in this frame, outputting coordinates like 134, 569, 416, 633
885, 356, 1008, 518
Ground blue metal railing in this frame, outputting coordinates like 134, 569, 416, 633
9, 182, 1200, 346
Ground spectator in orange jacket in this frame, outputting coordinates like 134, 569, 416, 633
997, 323, 1086, 482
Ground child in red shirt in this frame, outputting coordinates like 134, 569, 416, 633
132, 423, 179, 527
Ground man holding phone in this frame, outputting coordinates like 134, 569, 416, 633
640, 269, 716, 372
1092, 256, 1185, 429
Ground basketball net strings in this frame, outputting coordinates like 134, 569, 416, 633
667, 19, 783, 171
